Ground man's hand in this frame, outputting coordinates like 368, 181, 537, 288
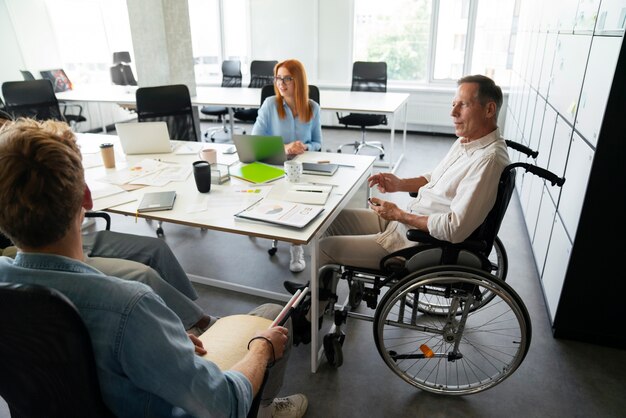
285, 141, 307, 155
252, 326, 289, 362
188, 333, 207, 356
368, 173, 402, 193
368, 197, 404, 221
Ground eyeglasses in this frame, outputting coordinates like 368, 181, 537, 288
274, 76, 294, 85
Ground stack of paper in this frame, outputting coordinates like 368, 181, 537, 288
235, 198, 324, 228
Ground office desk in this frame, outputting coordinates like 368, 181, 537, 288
60, 85, 409, 172
78, 133, 375, 372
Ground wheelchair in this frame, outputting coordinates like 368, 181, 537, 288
318, 159, 564, 395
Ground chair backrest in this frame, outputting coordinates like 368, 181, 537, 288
136, 84, 198, 141
112, 51, 132, 64
260, 84, 321, 106
20, 70, 35, 80
110, 64, 137, 86
222, 60, 242, 88
351, 61, 387, 93
39, 69, 73, 93
249, 60, 278, 88
1, 79, 65, 121
0, 282, 114, 417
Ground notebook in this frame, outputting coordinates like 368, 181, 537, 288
137, 191, 176, 212
115, 121, 173, 155
301, 162, 338, 176
232, 134, 294, 165
235, 198, 324, 229
229, 161, 285, 184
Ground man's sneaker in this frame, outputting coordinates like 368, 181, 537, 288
289, 245, 306, 273
271, 394, 308, 418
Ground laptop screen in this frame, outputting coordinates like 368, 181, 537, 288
232, 135, 287, 165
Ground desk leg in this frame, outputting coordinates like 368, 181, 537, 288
310, 237, 320, 372
227, 108, 235, 140
98, 103, 106, 133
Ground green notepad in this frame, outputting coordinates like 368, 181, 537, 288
230, 162, 285, 184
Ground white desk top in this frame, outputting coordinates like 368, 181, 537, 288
59, 86, 409, 114
79, 133, 375, 245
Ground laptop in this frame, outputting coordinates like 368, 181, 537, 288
115, 121, 173, 155
232, 134, 293, 165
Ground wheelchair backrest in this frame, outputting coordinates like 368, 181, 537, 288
467, 164, 517, 254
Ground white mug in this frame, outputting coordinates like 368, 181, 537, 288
199, 147, 217, 165
284, 160, 303, 183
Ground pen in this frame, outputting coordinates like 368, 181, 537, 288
316, 160, 355, 168
295, 189, 323, 193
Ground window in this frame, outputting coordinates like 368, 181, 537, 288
354, 0, 517, 87
45, 0, 133, 86
353, 0, 432, 83
188, 0, 249, 85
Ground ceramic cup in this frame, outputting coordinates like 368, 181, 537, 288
193, 160, 211, 193
199, 147, 217, 165
100, 143, 115, 168
284, 160, 303, 183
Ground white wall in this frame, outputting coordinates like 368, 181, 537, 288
0, 0, 25, 84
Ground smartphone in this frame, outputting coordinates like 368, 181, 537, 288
368, 198, 381, 206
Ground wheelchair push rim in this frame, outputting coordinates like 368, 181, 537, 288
373, 265, 531, 395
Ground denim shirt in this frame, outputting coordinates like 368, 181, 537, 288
252, 96, 322, 151
0, 253, 253, 418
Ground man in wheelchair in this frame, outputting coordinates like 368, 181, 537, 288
288, 74, 510, 342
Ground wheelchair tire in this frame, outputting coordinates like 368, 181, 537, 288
348, 280, 365, 309
491, 236, 508, 282
373, 266, 531, 395
323, 333, 344, 368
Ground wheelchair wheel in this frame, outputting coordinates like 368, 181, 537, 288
411, 238, 509, 315
373, 266, 531, 395
490, 236, 508, 281
324, 333, 344, 368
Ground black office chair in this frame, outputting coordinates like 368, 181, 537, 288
2, 79, 65, 121
233, 60, 278, 124
136, 84, 198, 142
0, 282, 114, 417
201, 60, 245, 142
337, 61, 387, 159
20, 69, 35, 80
258, 84, 322, 256
38, 68, 88, 129
110, 51, 138, 87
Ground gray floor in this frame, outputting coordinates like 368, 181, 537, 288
2, 124, 625, 417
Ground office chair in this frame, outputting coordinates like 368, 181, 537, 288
0, 282, 115, 417
38, 68, 88, 129
20, 69, 35, 80
201, 60, 245, 142
233, 60, 278, 124
110, 51, 138, 86
2, 79, 65, 121
136, 84, 198, 236
336, 61, 388, 159
136, 84, 198, 142
259, 84, 321, 256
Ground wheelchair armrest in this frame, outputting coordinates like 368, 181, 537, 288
84, 211, 111, 230
406, 229, 488, 253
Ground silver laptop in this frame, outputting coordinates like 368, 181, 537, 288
232, 134, 294, 165
115, 121, 173, 155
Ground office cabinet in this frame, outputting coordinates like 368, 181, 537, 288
575, 36, 622, 146
506, 0, 626, 348
541, 215, 571, 321
559, 132, 594, 237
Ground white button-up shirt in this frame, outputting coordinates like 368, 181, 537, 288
377, 128, 511, 253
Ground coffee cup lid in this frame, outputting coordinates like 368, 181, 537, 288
100, 143, 114, 148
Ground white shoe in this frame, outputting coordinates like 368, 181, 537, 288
289, 245, 306, 273
258, 394, 308, 418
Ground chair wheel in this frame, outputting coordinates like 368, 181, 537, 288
324, 333, 344, 368
156, 227, 164, 237
337, 149, 342, 153
349, 280, 365, 309
379, 154, 385, 160
268, 247, 277, 256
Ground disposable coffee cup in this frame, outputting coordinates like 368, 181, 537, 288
200, 147, 217, 165
193, 160, 211, 193
284, 160, 303, 183
100, 143, 115, 168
